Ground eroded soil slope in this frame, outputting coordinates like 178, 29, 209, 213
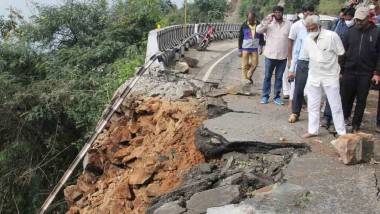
65, 97, 207, 213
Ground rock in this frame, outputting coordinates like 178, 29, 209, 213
186, 185, 242, 213
113, 181, 133, 200
246, 183, 311, 210
198, 163, 213, 174
64, 185, 83, 204
207, 204, 255, 214
129, 168, 154, 185
331, 133, 375, 165
174, 62, 190, 74
183, 57, 199, 68
113, 147, 130, 159
176, 86, 195, 99
83, 150, 104, 175
219, 172, 244, 186
77, 173, 97, 194
130, 136, 145, 145
154, 201, 187, 214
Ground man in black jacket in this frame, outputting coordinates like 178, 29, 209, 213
342, 7, 380, 132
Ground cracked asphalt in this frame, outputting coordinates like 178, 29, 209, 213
186, 39, 380, 213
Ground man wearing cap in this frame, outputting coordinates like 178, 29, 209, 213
257, 5, 292, 105
341, 7, 380, 132
322, 7, 356, 129
300, 15, 347, 138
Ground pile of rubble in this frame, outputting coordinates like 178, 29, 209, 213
65, 97, 207, 213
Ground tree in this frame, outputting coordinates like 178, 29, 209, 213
0, 0, 171, 213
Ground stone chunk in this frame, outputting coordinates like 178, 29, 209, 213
219, 172, 244, 186
154, 201, 186, 214
174, 62, 190, 74
198, 163, 213, 174
207, 204, 255, 214
64, 185, 83, 204
331, 133, 375, 165
129, 168, 154, 185
186, 185, 241, 213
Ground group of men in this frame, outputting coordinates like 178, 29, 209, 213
238, 0, 380, 138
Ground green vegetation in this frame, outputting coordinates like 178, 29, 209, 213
318, 0, 346, 15
240, 0, 322, 20
0, 0, 231, 213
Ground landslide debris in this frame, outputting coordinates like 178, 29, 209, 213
64, 97, 207, 214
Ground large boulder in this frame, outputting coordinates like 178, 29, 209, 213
331, 133, 375, 165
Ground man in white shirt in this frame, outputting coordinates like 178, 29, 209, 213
287, 4, 315, 123
300, 15, 346, 138
257, 6, 292, 105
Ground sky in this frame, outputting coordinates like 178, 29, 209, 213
0, 0, 185, 18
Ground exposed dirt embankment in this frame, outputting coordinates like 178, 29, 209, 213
64, 97, 207, 213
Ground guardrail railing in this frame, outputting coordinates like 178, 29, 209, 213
146, 23, 240, 65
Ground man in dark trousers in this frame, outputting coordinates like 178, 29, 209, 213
341, 7, 380, 132
322, 7, 356, 129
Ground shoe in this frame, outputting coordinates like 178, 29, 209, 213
288, 113, 299, 123
274, 98, 284, 106
260, 97, 269, 104
283, 95, 290, 100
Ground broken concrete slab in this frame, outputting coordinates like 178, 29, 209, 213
219, 172, 244, 186
186, 185, 242, 213
207, 188, 311, 214
153, 201, 187, 214
282, 152, 380, 213
195, 126, 307, 159
206, 204, 256, 214
202, 112, 304, 144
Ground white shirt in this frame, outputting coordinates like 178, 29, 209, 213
288, 20, 309, 72
300, 29, 345, 87
257, 17, 291, 60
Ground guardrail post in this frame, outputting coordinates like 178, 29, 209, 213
146, 30, 159, 63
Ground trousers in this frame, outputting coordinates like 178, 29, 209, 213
292, 60, 309, 115
262, 58, 287, 99
242, 51, 258, 80
307, 83, 346, 136
341, 73, 372, 129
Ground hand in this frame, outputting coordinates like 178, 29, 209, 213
372, 74, 380, 85
266, 14, 274, 23
287, 60, 292, 69
288, 72, 296, 79
238, 52, 242, 57
258, 48, 263, 55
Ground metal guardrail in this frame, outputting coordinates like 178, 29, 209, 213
148, 23, 240, 66
39, 22, 240, 213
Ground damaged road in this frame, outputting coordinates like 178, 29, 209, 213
65, 40, 380, 214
